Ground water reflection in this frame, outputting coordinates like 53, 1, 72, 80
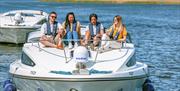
0, 1, 180, 91
0, 43, 22, 54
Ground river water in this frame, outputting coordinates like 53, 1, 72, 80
0, 0, 180, 91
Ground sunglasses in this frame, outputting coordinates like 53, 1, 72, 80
51, 16, 57, 19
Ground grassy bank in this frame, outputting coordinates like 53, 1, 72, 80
125, 1, 180, 4
41, 0, 180, 4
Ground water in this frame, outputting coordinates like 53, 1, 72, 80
0, 0, 180, 91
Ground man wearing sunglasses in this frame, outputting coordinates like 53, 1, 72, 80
40, 11, 64, 49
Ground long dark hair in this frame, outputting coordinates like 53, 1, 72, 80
89, 13, 98, 22
65, 12, 76, 29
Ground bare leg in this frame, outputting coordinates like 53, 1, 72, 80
84, 31, 91, 45
40, 35, 57, 48
56, 34, 64, 49
93, 36, 100, 46
101, 34, 110, 49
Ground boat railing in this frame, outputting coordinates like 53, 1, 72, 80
27, 32, 132, 63
28, 39, 130, 63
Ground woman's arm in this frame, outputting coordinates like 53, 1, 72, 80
77, 21, 81, 38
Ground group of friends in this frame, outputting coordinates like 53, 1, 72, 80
40, 11, 127, 50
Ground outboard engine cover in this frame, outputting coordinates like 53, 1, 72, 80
72, 46, 90, 75
14, 12, 23, 25
73, 46, 89, 63
3, 80, 17, 91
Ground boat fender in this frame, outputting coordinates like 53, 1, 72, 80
37, 88, 43, 91
3, 80, 17, 91
70, 88, 78, 91
142, 79, 155, 91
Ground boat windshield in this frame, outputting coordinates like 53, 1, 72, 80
4, 13, 35, 17
21, 51, 35, 66
4, 13, 15, 16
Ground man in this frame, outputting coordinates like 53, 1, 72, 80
84, 13, 104, 47
40, 11, 64, 49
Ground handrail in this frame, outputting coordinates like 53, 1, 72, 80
63, 48, 68, 63
126, 32, 132, 43
31, 44, 67, 58
28, 41, 131, 62
27, 33, 133, 63
94, 47, 99, 63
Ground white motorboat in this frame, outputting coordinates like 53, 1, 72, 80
0, 10, 48, 44
7, 30, 152, 91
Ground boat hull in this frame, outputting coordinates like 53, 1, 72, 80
0, 28, 38, 44
12, 76, 146, 91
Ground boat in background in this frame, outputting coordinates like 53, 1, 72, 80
0, 10, 48, 44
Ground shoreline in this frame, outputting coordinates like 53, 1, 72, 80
40, 0, 180, 5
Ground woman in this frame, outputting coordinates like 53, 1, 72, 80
101, 15, 127, 49
108, 15, 127, 42
62, 12, 81, 49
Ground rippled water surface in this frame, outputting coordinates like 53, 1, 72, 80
0, 0, 180, 91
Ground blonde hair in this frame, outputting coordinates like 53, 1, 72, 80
114, 15, 122, 24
